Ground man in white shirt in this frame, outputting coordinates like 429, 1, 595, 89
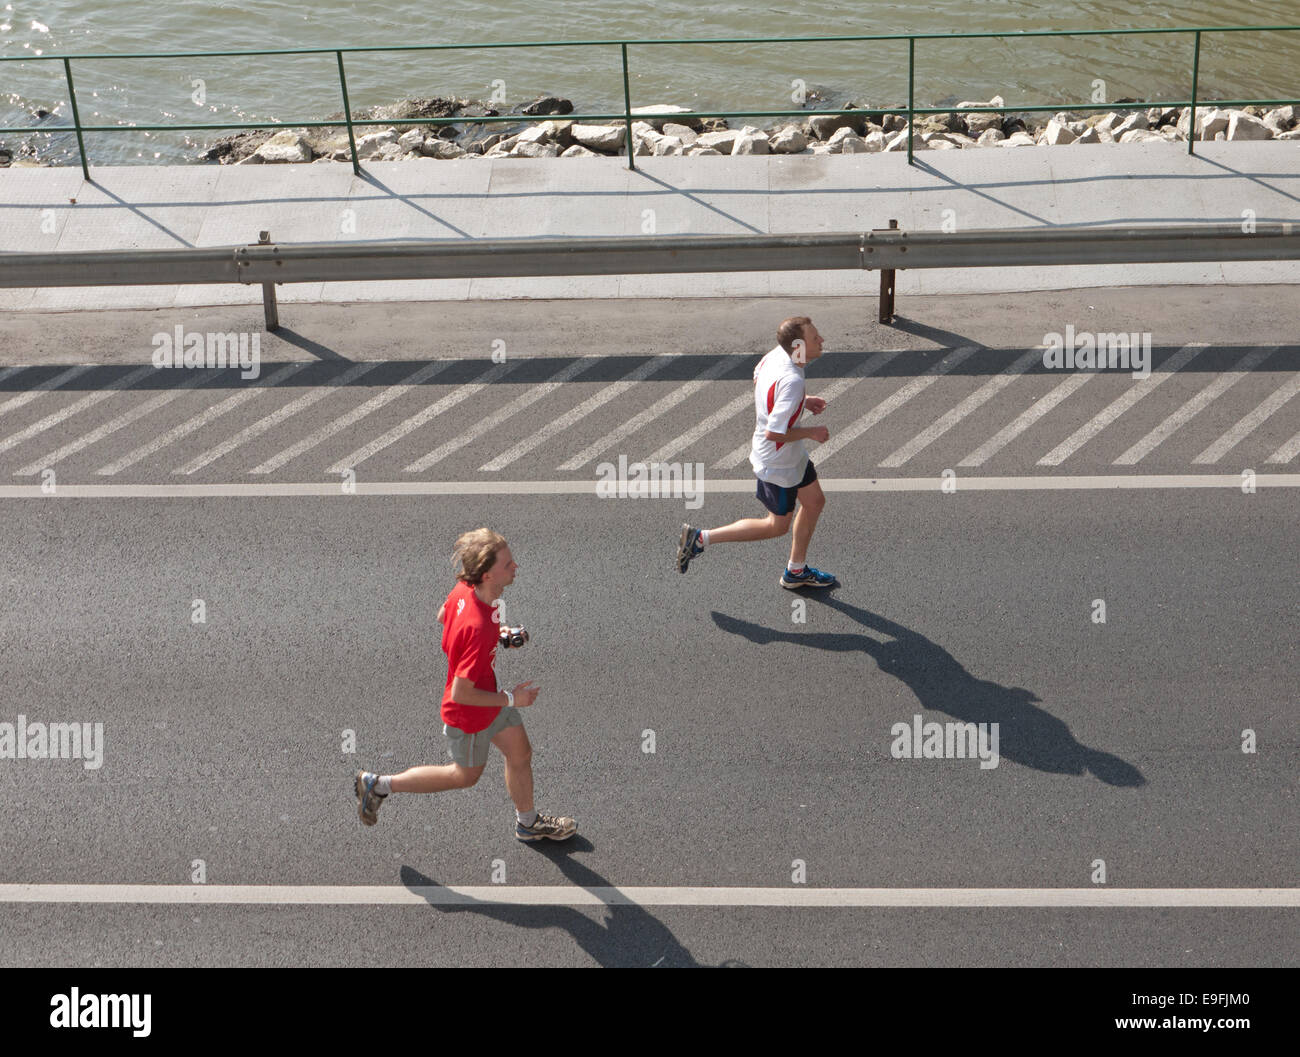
676, 316, 836, 589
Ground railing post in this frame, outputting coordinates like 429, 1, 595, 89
257, 230, 280, 331
907, 37, 915, 166
621, 43, 636, 171
62, 58, 90, 182
879, 219, 898, 323
1188, 30, 1202, 156
336, 51, 361, 175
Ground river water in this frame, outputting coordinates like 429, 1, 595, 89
1, 0, 1297, 164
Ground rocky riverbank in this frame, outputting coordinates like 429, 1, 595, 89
2, 93, 1297, 167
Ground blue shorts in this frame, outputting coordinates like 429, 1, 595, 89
756, 459, 817, 516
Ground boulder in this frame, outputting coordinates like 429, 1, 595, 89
769, 126, 808, 153
423, 139, 466, 159
1042, 119, 1077, 145
827, 126, 866, 154
516, 124, 551, 145
807, 110, 868, 139
1000, 131, 1036, 147
629, 104, 700, 130
253, 130, 312, 163
1073, 125, 1101, 145
661, 122, 699, 146
685, 145, 723, 156
519, 96, 573, 116
1195, 109, 1231, 140
862, 129, 887, 152
510, 141, 561, 158
976, 127, 1005, 146
1263, 105, 1297, 133
356, 129, 399, 158
1276, 129, 1300, 140
695, 129, 741, 152
1227, 113, 1272, 141
1111, 111, 1149, 138
570, 124, 626, 151
397, 128, 424, 151
1118, 128, 1166, 143
731, 126, 770, 154
883, 130, 911, 152
376, 143, 405, 161
560, 144, 599, 157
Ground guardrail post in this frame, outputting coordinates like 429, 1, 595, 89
62, 58, 90, 182
336, 51, 361, 175
879, 219, 898, 323
907, 38, 915, 166
1188, 30, 1202, 156
256, 231, 280, 331
621, 43, 636, 171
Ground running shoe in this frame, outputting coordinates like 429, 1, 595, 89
354, 770, 386, 826
780, 565, 838, 589
676, 524, 704, 573
516, 812, 578, 842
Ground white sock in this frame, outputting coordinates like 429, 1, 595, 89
517, 809, 538, 827
375, 775, 392, 796
787, 560, 805, 573
699, 530, 710, 545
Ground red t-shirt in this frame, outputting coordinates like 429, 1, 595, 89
439, 581, 500, 733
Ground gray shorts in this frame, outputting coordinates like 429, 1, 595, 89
444, 706, 524, 768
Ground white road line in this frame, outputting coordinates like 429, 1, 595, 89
880, 349, 1040, 468
1037, 343, 1207, 465
4, 474, 1298, 499
95, 363, 309, 476
812, 346, 979, 469
1266, 429, 1300, 464
558, 357, 736, 472
0, 884, 1292, 907
701, 349, 905, 470
958, 374, 1093, 467
0, 364, 154, 458
481, 354, 677, 472
174, 362, 380, 475
327, 362, 511, 474
1194, 371, 1300, 464
0, 364, 91, 418
407, 358, 592, 473
250, 361, 455, 475
1114, 346, 1275, 465
14, 371, 219, 476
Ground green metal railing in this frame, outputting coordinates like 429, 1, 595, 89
2, 25, 1297, 179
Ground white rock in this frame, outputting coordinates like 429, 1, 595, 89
769, 126, 809, 153
398, 128, 424, 151
651, 133, 685, 156
376, 143, 405, 160
1119, 129, 1166, 143
1275, 129, 1300, 140
1195, 109, 1232, 140
862, 129, 887, 152
516, 125, 550, 144
961, 111, 1002, 135
1227, 113, 1272, 141
685, 145, 723, 156
695, 129, 740, 152
1074, 126, 1101, 144
629, 105, 696, 129
883, 130, 911, 152
661, 122, 699, 146
253, 130, 312, 163
560, 144, 598, 157
510, 141, 560, 158
1112, 112, 1149, 138
731, 127, 770, 154
357, 129, 398, 158
1000, 131, 1036, 147
1263, 105, 1296, 132
424, 140, 466, 159
1093, 112, 1124, 136
570, 124, 625, 151
1042, 119, 1077, 145
827, 126, 865, 154
976, 128, 1005, 146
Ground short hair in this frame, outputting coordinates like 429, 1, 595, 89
777, 316, 812, 354
452, 528, 508, 584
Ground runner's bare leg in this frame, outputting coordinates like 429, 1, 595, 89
493, 723, 535, 814
388, 763, 483, 793
789, 477, 826, 566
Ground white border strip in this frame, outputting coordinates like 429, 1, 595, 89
0, 884, 1294, 907
0, 474, 1296, 498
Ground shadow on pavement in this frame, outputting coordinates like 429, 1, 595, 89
400, 839, 749, 967
711, 593, 1145, 787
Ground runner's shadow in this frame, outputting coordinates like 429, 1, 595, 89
399, 842, 723, 967
711, 595, 1144, 787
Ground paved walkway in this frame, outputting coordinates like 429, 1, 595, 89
1, 140, 1298, 311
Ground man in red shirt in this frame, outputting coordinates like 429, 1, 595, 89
354, 528, 576, 842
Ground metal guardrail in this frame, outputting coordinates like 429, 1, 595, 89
3, 223, 1296, 327
1, 25, 1298, 178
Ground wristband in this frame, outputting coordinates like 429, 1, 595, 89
504, 690, 515, 708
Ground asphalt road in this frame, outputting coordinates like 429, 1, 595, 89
0, 285, 1295, 967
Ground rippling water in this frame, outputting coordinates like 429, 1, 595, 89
1, 0, 1297, 164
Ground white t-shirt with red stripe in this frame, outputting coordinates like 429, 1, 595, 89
750, 345, 808, 487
